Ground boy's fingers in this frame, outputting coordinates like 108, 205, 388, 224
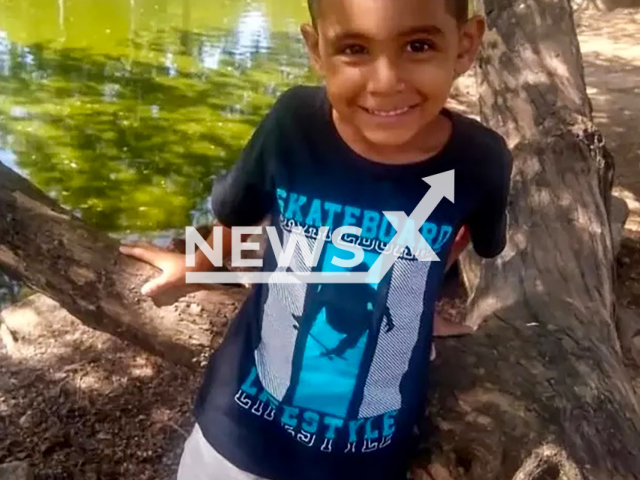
433, 317, 475, 337
141, 274, 169, 296
119, 244, 162, 265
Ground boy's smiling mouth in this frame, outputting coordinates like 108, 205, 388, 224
359, 104, 421, 117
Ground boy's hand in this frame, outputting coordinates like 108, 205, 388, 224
433, 316, 475, 337
431, 315, 476, 362
119, 244, 190, 297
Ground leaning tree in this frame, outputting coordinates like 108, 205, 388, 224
420, 0, 640, 479
1, 0, 640, 479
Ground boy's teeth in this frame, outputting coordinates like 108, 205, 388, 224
369, 107, 410, 116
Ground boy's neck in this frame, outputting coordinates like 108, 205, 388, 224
331, 108, 453, 166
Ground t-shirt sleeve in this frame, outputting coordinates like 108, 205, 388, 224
210, 104, 280, 228
465, 136, 514, 259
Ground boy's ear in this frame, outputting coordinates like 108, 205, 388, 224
454, 15, 486, 78
301, 23, 323, 75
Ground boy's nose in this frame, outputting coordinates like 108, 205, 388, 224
367, 56, 406, 95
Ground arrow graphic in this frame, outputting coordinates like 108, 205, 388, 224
368, 170, 455, 283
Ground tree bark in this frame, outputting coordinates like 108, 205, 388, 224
423, 0, 640, 479
0, 162, 245, 369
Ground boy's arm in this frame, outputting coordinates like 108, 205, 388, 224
190, 223, 234, 272
433, 138, 513, 341
432, 226, 474, 339
119, 225, 232, 296
207, 92, 284, 231
121, 93, 282, 296
465, 137, 513, 259
442, 137, 513, 271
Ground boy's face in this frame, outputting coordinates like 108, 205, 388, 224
302, 0, 485, 150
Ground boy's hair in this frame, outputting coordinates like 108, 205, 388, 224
307, 0, 471, 25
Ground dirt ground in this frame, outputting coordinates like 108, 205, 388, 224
577, 8, 640, 235
0, 296, 200, 479
1, 8, 639, 480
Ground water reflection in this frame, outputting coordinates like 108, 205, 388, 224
0, 150, 18, 174
232, 10, 271, 67
0, 30, 9, 76
0, 0, 313, 235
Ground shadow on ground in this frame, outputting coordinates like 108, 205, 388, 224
0, 295, 199, 480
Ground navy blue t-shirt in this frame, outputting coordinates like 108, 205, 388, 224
193, 86, 512, 480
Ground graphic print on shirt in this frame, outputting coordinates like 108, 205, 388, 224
254, 228, 311, 401
235, 188, 450, 454
291, 248, 384, 419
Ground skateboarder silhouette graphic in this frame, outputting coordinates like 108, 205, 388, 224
292, 262, 395, 360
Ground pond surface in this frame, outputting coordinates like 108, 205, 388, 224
0, 0, 313, 234
0, 0, 314, 308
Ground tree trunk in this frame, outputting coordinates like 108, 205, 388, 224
0, 163, 246, 369
422, 0, 640, 479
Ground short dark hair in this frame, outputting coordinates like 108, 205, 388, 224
307, 0, 471, 25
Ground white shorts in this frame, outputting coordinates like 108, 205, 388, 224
177, 423, 414, 480
177, 423, 268, 480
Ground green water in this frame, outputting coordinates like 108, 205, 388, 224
0, 0, 314, 237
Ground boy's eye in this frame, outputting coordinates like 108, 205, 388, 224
340, 44, 368, 56
406, 39, 434, 53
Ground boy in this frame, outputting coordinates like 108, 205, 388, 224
120, 0, 513, 478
